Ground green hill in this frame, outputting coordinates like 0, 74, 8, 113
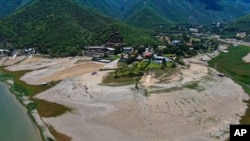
0, 0, 159, 57
2, 0, 250, 29
221, 14, 250, 39
75, 0, 135, 19
224, 14, 250, 33
125, 5, 173, 30
75, 0, 250, 24
138, 0, 246, 24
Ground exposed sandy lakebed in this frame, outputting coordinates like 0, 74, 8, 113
2, 55, 249, 141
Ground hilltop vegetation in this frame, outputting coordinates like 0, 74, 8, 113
221, 14, 250, 40
74, 0, 250, 24
0, 0, 159, 57
2, 0, 250, 29
223, 14, 250, 32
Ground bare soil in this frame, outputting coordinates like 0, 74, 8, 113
2, 56, 249, 141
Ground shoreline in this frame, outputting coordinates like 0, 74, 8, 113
0, 70, 55, 141
0, 82, 42, 141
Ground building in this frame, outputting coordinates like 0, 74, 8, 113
236, 32, 247, 38
123, 47, 134, 54
189, 28, 199, 33
84, 46, 115, 57
172, 40, 181, 46
153, 54, 171, 64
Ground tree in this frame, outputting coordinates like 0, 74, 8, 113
161, 58, 167, 69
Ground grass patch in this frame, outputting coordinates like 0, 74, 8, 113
103, 55, 120, 61
48, 125, 71, 141
208, 45, 250, 140
151, 86, 183, 94
209, 46, 250, 86
33, 99, 71, 118
151, 81, 204, 94
184, 82, 205, 92
102, 71, 141, 86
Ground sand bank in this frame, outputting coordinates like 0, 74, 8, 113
2, 55, 249, 141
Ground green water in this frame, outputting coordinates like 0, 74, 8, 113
0, 82, 41, 141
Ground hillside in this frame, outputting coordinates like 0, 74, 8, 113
0, 0, 159, 57
75, 0, 135, 19
0, 0, 32, 18
125, 6, 173, 30
222, 14, 250, 39
2, 0, 250, 26
74, 0, 250, 24
224, 14, 250, 32
133, 0, 246, 24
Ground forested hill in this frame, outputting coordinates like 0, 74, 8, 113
0, 0, 159, 57
75, 0, 135, 19
125, 6, 173, 30
222, 14, 250, 39
2, 0, 250, 26
75, 0, 250, 24
0, 0, 32, 18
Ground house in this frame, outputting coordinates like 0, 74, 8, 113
85, 46, 104, 52
172, 40, 181, 46
144, 52, 153, 59
236, 32, 247, 38
23, 48, 35, 56
105, 47, 116, 55
0, 49, 10, 56
123, 47, 134, 54
84, 46, 115, 57
158, 46, 167, 49
84, 46, 104, 57
192, 33, 203, 37
153, 54, 170, 64
189, 28, 199, 33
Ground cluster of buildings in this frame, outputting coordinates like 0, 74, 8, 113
0, 48, 35, 58
84, 44, 171, 65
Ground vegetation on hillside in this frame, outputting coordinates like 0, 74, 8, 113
75, 0, 134, 19
0, 0, 160, 57
223, 14, 250, 36
123, 0, 246, 24
125, 5, 173, 30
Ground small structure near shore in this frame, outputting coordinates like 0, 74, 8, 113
40, 82, 48, 86
218, 73, 225, 77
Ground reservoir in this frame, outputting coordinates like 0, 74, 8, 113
0, 82, 41, 141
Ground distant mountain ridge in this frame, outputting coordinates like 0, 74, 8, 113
2, 0, 250, 25
75, 0, 250, 24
